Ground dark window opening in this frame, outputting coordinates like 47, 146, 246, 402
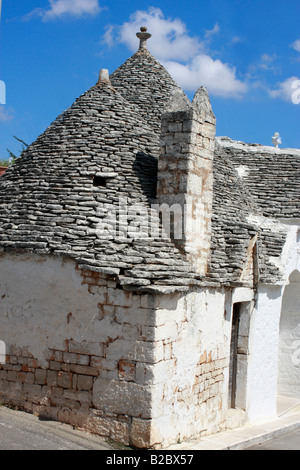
93, 175, 107, 187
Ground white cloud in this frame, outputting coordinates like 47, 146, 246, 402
0, 106, 13, 122
104, 8, 247, 98
163, 55, 248, 98
231, 36, 242, 44
269, 76, 300, 102
116, 7, 203, 61
248, 53, 278, 75
103, 25, 115, 48
28, 0, 102, 21
291, 39, 300, 53
204, 23, 220, 40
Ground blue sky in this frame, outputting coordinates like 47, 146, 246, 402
0, 0, 299, 160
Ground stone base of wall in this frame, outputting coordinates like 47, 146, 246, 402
0, 342, 136, 446
0, 344, 230, 448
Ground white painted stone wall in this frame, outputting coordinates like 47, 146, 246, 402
0, 251, 234, 447
247, 225, 300, 422
247, 284, 283, 422
0, 253, 104, 367
147, 288, 229, 446
5, 241, 299, 445
0, 252, 159, 446
277, 225, 300, 399
278, 269, 300, 398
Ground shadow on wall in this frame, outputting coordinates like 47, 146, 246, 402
133, 151, 158, 203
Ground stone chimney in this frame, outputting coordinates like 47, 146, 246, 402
157, 87, 216, 275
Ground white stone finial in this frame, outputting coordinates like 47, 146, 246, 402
272, 132, 282, 148
136, 26, 151, 50
98, 69, 110, 85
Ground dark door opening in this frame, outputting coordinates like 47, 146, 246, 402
228, 303, 241, 409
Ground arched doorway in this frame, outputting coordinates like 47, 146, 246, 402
277, 270, 300, 399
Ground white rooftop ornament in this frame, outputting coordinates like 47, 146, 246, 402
136, 26, 151, 50
272, 132, 282, 148
98, 69, 110, 83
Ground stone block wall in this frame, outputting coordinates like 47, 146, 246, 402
0, 252, 231, 448
146, 289, 229, 446
0, 253, 157, 446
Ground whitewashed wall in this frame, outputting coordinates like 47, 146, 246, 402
247, 225, 300, 422
247, 284, 283, 422
278, 270, 300, 397
0, 252, 234, 447
148, 288, 229, 446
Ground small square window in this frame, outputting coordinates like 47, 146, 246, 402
93, 175, 107, 187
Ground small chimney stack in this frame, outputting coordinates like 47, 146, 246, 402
157, 87, 216, 275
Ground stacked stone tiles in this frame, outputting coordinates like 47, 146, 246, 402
110, 48, 189, 134
0, 78, 201, 291
217, 137, 300, 219
208, 142, 287, 286
110, 46, 294, 288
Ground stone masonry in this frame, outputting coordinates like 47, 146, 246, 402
158, 87, 216, 276
0, 253, 230, 448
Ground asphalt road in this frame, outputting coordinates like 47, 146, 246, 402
0, 406, 114, 450
246, 428, 300, 450
1, 404, 299, 451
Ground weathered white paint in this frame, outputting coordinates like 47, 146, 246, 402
0, 340, 5, 364
246, 225, 300, 422
278, 270, 300, 398
0, 253, 107, 367
0, 252, 232, 447
232, 287, 254, 304
1, 224, 299, 446
277, 226, 300, 399
247, 284, 283, 422
148, 288, 229, 445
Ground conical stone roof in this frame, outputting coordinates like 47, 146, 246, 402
0, 75, 199, 291
110, 36, 188, 134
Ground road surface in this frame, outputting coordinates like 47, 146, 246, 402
247, 428, 300, 450
0, 405, 113, 450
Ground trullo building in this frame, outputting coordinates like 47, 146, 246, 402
0, 28, 299, 448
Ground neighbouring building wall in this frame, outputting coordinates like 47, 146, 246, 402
246, 225, 300, 421
246, 284, 283, 422
277, 269, 300, 398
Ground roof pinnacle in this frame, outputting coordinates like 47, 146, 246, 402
136, 26, 151, 50
97, 68, 112, 87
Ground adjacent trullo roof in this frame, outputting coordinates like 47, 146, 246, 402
0, 28, 298, 292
